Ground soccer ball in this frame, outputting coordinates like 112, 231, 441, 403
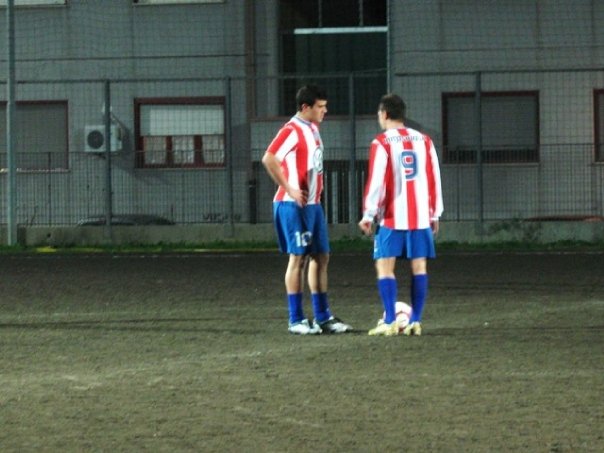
382, 301, 413, 332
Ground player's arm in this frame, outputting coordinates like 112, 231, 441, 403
261, 151, 307, 207
358, 140, 387, 235
426, 138, 443, 234
358, 217, 374, 236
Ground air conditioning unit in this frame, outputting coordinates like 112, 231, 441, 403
84, 124, 123, 153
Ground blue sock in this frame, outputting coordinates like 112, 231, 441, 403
287, 293, 304, 324
410, 274, 428, 323
377, 277, 397, 323
311, 292, 332, 323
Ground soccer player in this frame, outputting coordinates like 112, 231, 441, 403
358, 93, 443, 336
262, 85, 352, 335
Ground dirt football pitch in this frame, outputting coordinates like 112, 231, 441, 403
1, 250, 603, 452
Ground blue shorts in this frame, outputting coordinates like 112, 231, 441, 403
273, 202, 330, 255
373, 226, 436, 260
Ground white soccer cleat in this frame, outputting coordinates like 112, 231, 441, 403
288, 318, 322, 335
317, 316, 353, 334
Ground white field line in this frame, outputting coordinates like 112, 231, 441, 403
3, 339, 602, 393
0, 344, 323, 389
232, 405, 322, 429
0, 306, 255, 323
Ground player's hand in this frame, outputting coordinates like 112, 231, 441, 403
358, 219, 373, 236
431, 220, 440, 235
288, 188, 308, 207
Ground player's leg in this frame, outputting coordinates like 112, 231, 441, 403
273, 202, 319, 334
307, 252, 351, 333
368, 227, 402, 336
304, 204, 330, 322
376, 257, 398, 322
308, 252, 331, 320
409, 257, 428, 324
285, 253, 308, 323
285, 253, 320, 334
306, 205, 351, 333
403, 228, 435, 336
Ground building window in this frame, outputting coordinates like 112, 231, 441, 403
596, 90, 604, 162
0, 101, 68, 170
443, 91, 539, 164
279, 0, 387, 115
134, 98, 225, 169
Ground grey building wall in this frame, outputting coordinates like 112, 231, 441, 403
1, 0, 603, 232
1, 0, 254, 225
386, 0, 604, 220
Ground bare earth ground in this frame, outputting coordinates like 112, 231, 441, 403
0, 251, 603, 452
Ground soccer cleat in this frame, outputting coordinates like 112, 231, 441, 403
403, 322, 422, 336
317, 316, 353, 334
288, 318, 322, 335
368, 320, 399, 336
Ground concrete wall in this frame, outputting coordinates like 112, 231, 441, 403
10, 220, 604, 247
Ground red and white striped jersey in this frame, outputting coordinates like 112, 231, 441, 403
265, 116, 324, 204
362, 127, 443, 230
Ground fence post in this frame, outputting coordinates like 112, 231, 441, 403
104, 80, 113, 241
225, 76, 235, 237
348, 73, 358, 230
6, 0, 17, 245
474, 71, 484, 236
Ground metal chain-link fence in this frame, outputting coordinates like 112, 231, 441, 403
1, 70, 604, 228
2, 1, 603, 235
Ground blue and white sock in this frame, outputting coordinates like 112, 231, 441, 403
287, 293, 304, 324
377, 277, 397, 324
410, 274, 428, 323
311, 292, 332, 323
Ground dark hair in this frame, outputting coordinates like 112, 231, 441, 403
296, 85, 328, 110
379, 93, 406, 121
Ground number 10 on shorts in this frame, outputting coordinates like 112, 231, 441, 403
295, 231, 312, 247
